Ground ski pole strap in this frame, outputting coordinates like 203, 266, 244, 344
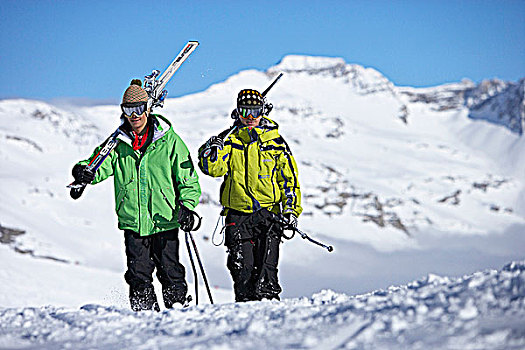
281, 228, 295, 240
211, 215, 225, 246
189, 209, 202, 231
294, 228, 334, 252
180, 203, 202, 232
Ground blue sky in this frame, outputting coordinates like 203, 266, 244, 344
1, 0, 524, 101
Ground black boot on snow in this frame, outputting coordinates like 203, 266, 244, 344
235, 287, 258, 302
162, 283, 189, 309
255, 281, 282, 301
129, 286, 160, 312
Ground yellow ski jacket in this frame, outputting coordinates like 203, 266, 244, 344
198, 117, 302, 217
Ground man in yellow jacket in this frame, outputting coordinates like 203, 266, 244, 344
198, 89, 302, 301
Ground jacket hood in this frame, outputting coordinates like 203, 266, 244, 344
118, 114, 171, 145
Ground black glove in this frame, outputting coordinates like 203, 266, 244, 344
284, 213, 298, 230
200, 136, 224, 161
178, 204, 195, 232
72, 164, 95, 184
205, 136, 224, 152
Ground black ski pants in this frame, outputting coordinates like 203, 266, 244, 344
124, 229, 187, 310
225, 209, 283, 302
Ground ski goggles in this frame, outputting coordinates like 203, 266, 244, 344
237, 106, 263, 120
121, 102, 147, 117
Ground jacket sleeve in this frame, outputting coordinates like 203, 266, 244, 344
197, 138, 232, 177
276, 148, 303, 217
76, 139, 116, 185
172, 134, 201, 210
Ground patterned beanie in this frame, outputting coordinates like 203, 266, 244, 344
237, 89, 264, 108
122, 79, 149, 105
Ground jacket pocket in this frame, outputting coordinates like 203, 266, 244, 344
115, 183, 138, 224
257, 155, 278, 204
151, 187, 177, 228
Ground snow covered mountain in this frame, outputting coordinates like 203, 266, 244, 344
0, 55, 523, 348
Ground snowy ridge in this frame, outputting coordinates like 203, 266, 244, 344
273, 55, 525, 136
466, 78, 525, 135
268, 55, 395, 95
399, 78, 525, 135
0, 99, 103, 148
0, 261, 523, 349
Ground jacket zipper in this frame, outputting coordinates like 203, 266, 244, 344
271, 164, 277, 202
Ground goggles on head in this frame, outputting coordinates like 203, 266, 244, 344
121, 102, 147, 117
237, 106, 263, 120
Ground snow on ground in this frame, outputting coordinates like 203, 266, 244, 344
0, 261, 523, 350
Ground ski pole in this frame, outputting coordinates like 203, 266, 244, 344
269, 212, 334, 252
183, 209, 214, 305
293, 228, 334, 252
185, 230, 200, 305
188, 231, 214, 304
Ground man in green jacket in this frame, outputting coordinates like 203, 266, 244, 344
72, 80, 201, 311
198, 88, 302, 302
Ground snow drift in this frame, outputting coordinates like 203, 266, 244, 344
0, 261, 523, 349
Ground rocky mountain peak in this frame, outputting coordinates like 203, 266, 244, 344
399, 77, 524, 135
270, 55, 346, 72
267, 55, 394, 95
466, 78, 524, 135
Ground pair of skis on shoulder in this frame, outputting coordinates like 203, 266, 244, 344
68, 41, 199, 198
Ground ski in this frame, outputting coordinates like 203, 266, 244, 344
68, 41, 199, 199
143, 40, 199, 109
67, 127, 121, 198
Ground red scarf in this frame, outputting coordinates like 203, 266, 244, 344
132, 126, 149, 151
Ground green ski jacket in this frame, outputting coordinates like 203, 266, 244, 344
78, 115, 201, 236
198, 117, 302, 217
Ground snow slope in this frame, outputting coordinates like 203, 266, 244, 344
0, 55, 523, 348
0, 261, 523, 349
